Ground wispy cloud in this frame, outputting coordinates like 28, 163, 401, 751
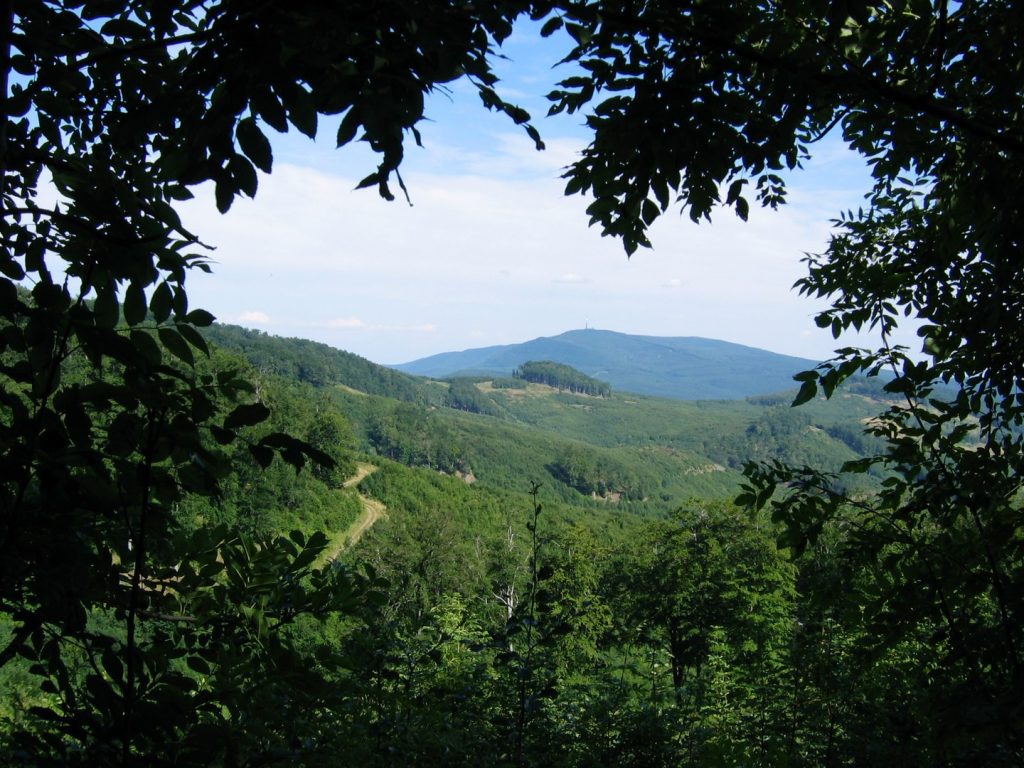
236, 310, 270, 324
553, 272, 590, 284
327, 316, 366, 328
177, 135, 907, 364
315, 317, 435, 333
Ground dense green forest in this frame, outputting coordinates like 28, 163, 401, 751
513, 361, 611, 397
0, 325, 956, 764
3, 1, 1023, 766
203, 324, 442, 404
0, 320, 979, 763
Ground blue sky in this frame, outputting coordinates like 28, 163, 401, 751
178, 22, 912, 366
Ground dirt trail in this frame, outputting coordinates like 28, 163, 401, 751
343, 462, 377, 488
319, 462, 385, 565
344, 496, 385, 546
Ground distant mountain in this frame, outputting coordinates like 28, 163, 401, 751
393, 329, 820, 400
198, 322, 885, 506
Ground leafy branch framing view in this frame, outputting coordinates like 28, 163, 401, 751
1, 0, 1022, 765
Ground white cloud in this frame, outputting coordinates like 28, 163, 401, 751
327, 316, 366, 328
236, 310, 270, 324
176, 135, 904, 364
311, 317, 434, 333
554, 272, 590, 284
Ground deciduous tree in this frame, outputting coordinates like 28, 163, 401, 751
4, 0, 1024, 763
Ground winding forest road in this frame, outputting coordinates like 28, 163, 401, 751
343, 461, 378, 489
320, 462, 385, 564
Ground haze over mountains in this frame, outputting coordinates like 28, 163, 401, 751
395, 329, 820, 400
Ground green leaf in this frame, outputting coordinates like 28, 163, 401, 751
158, 327, 195, 366
540, 16, 563, 37
106, 412, 143, 456
525, 124, 545, 151
215, 177, 234, 213
101, 650, 123, 685
0, 256, 25, 280
94, 284, 119, 329
63, 400, 92, 447
228, 154, 258, 198
841, 458, 874, 473
224, 402, 271, 429
355, 171, 380, 191
176, 323, 210, 356
249, 443, 274, 468
10, 54, 34, 77
792, 379, 817, 407
336, 108, 361, 147
883, 376, 912, 394
565, 22, 592, 45
564, 174, 586, 196
641, 198, 660, 226
123, 282, 147, 326
167, 184, 194, 201
100, 18, 147, 38
725, 178, 747, 205
185, 309, 215, 327
289, 542, 323, 572
129, 330, 161, 366
735, 196, 750, 221
236, 117, 273, 173
150, 281, 172, 323
281, 83, 317, 138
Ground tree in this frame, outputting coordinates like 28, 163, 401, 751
610, 505, 796, 762
1, 1, 537, 762
514, 361, 611, 397
538, 2, 1024, 760
4, 0, 1024, 763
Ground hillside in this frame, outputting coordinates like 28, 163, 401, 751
1, 318, 911, 766
203, 323, 444, 403
194, 324, 888, 510
393, 328, 820, 399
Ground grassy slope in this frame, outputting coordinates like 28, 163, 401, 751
202, 324, 890, 517
473, 380, 887, 468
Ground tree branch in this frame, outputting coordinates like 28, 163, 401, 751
0, 0, 13, 199
580, 7, 1024, 157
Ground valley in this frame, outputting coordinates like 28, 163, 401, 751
0, 317, 1005, 766
207, 322, 890, 514
3, 5, 1017, 764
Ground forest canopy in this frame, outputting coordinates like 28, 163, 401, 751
513, 361, 611, 397
1, 0, 1023, 765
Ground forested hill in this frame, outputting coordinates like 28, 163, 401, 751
203, 323, 441, 403
197, 321, 889, 509
394, 328, 820, 399
514, 360, 611, 396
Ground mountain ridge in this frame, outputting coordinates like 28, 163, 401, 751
394, 329, 820, 400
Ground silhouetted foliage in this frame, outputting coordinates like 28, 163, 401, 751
3, 0, 1023, 765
